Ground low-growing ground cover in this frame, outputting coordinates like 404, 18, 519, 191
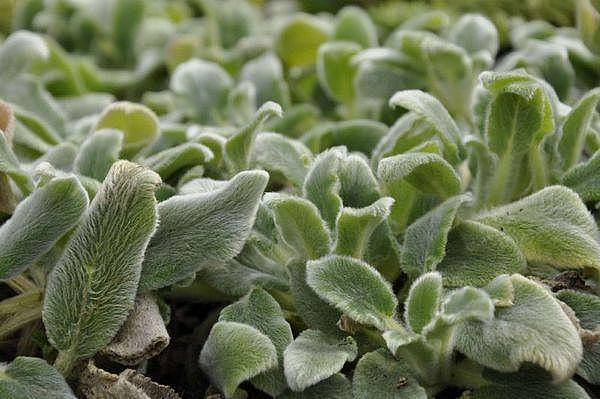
0, 0, 599, 398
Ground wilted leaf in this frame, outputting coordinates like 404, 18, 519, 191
100, 293, 170, 366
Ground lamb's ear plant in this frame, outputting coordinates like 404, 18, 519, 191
1, 2, 600, 398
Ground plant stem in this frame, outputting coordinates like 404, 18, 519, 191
54, 350, 76, 378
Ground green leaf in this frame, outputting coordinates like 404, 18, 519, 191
370, 113, 431, 168
278, 374, 353, 399
289, 260, 342, 336
480, 71, 554, 204
140, 170, 268, 291
305, 120, 388, 157
0, 175, 87, 280
169, 59, 233, 124
276, 14, 330, 67
264, 193, 331, 260
404, 272, 442, 334
250, 132, 313, 189
577, 0, 600, 56
440, 286, 494, 325
556, 289, 600, 384
303, 147, 344, 228
401, 195, 469, 278
483, 274, 515, 307
199, 321, 277, 399
0, 30, 48, 80
0, 357, 76, 399
456, 274, 583, 382
200, 259, 288, 298
74, 129, 123, 181
472, 368, 590, 399
449, 14, 498, 57
558, 88, 600, 171
476, 185, 600, 272
353, 349, 427, 399
464, 134, 496, 211
333, 6, 378, 48
388, 91, 462, 165
284, 329, 357, 391
378, 152, 461, 199
316, 41, 361, 103
224, 101, 283, 174
94, 101, 159, 158
0, 133, 33, 195
219, 288, 292, 396
437, 220, 527, 287
306, 255, 397, 330
240, 52, 290, 109
178, 177, 227, 195
334, 197, 394, 258
563, 149, 600, 202
143, 143, 213, 180
43, 161, 160, 375
337, 153, 381, 207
